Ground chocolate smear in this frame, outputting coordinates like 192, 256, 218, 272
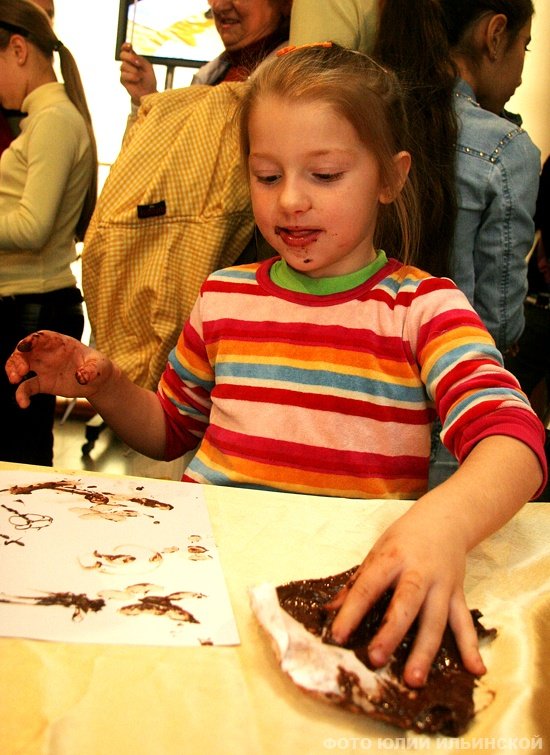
276, 567, 496, 736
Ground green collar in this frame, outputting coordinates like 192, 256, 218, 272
270, 251, 388, 294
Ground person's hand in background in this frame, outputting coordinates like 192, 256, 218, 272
119, 42, 157, 107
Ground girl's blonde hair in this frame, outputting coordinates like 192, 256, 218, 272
238, 43, 420, 267
0, 0, 97, 240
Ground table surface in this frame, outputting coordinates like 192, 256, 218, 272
1, 461, 548, 754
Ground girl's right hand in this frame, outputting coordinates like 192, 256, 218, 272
119, 43, 158, 106
5, 330, 116, 408
327, 498, 485, 688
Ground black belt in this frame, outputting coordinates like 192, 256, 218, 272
0, 287, 83, 306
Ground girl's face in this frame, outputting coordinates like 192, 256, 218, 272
248, 95, 394, 278
0, 39, 25, 110
498, 19, 531, 110
480, 19, 532, 114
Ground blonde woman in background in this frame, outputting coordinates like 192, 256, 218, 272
0, 0, 97, 465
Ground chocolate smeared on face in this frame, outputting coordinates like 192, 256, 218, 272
276, 567, 496, 737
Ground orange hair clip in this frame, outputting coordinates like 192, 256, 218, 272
276, 41, 334, 57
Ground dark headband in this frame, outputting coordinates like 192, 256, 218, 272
0, 20, 29, 37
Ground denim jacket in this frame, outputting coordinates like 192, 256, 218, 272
452, 78, 540, 352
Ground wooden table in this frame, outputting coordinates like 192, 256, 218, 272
1, 462, 548, 754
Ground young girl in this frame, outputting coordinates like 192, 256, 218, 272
5, 44, 546, 689
0, 0, 97, 466
375, 0, 539, 354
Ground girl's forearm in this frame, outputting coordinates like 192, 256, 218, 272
88, 368, 167, 459
418, 435, 544, 550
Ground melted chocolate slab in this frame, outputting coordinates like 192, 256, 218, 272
277, 567, 496, 736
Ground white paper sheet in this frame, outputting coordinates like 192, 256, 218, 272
0, 470, 239, 647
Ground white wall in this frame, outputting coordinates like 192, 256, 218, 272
54, 1, 133, 173
53, 0, 550, 181
53, 0, 214, 187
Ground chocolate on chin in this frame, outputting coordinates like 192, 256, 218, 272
249, 567, 496, 737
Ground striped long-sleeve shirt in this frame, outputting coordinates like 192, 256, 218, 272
157, 257, 546, 498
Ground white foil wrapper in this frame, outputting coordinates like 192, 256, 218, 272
250, 583, 399, 711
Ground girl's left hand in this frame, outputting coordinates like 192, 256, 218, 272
327, 504, 486, 688
5, 330, 115, 407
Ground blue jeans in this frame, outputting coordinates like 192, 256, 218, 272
428, 418, 458, 490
